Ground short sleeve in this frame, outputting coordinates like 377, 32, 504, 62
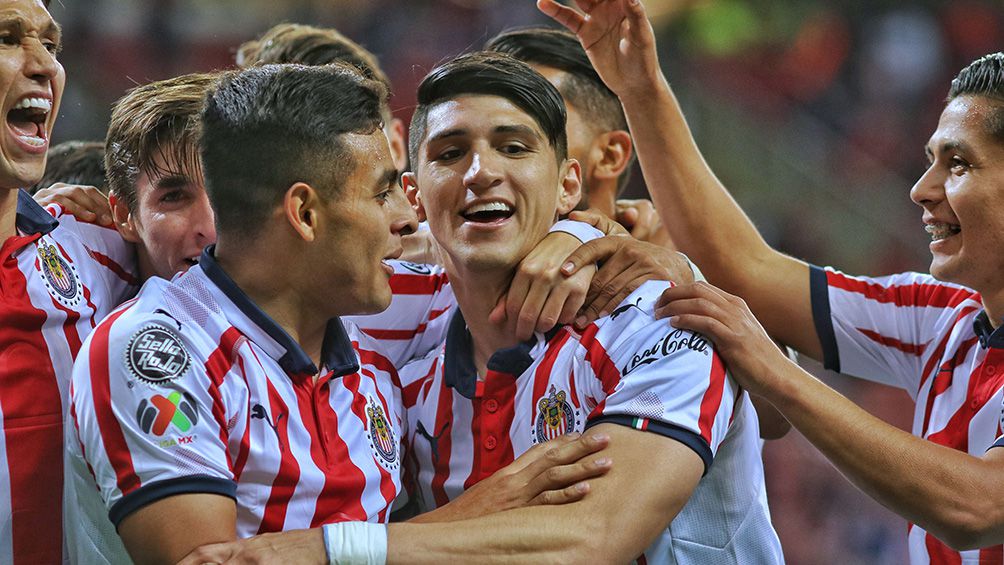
69, 309, 238, 526
584, 281, 739, 473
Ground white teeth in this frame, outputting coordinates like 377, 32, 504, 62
464, 201, 512, 215
13, 97, 51, 112
17, 134, 44, 147
925, 223, 961, 241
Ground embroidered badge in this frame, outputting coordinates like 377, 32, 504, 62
366, 397, 399, 470
36, 239, 82, 308
533, 384, 579, 444
125, 325, 192, 386
136, 391, 199, 438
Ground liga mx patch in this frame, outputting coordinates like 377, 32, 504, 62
125, 324, 192, 386
365, 396, 399, 471
36, 238, 82, 308
533, 384, 579, 444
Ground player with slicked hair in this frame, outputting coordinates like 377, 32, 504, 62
29, 139, 105, 194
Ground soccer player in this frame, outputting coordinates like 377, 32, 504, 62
186, 52, 783, 565
546, 0, 1004, 560
67, 62, 618, 565
0, 1, 137, 563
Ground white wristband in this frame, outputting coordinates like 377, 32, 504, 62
548, 219, 604, 243
322, 522, 388, 565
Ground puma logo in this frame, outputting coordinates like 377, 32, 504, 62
251, 403, 286, 450
415, 420, 450, 465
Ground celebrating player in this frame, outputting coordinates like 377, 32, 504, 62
0, 1, 137, 563
546, 0, 1004, 560
185, 52, 783, 564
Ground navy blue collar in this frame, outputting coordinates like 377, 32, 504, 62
199, 245, 359, 377
973, 310, 1004, 349
15, 189, 58, 235
443, 306, 561, 399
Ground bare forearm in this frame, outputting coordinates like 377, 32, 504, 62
768, 360, 1004, 548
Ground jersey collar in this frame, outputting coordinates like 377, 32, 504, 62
443, 306, 561, 398
973, 310, 1004, 349
198, 245, 359, 377
15, 189, 58, 235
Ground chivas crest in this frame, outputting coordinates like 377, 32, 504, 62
533, 385, 578, 444
36, 239, 81, 307
366, 397, 399, 470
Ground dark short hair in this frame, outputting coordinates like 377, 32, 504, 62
487, 27, 633, 192
105, 73, 218, 211
201, 63, 387, 240
29, 140, 105, 195
409, 51, 567, 169
948, 52, 1004, 142
236, 23, 393, 123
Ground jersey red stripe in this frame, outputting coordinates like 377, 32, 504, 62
924, 532, 962, 565
478, 371, 517, 482
827, 270, 976, 308
205, 327, 244, 471
855, 327, 927, 356
389, 273, 447, 295
308, 372, 368, 524
87, 248, 140, 286
430, 378, 455, 508
698, 352, 728, 445
256, 353, 300, 534
231, 355, 253, 482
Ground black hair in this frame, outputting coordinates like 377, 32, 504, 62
487, 27, 633, 193
948, 52, 1004, 142
409, 51, 567, 168
30, 140, 105, 195
201, 63, 387, 239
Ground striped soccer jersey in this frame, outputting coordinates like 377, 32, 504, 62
66, 247, 405, 563
0, 190, 136, 565
811, 266, 1004, 564
401, 280, 784, 564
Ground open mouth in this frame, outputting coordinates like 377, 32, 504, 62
7, 97, 51, 149
925, 222, 961, 242
182, 256, 200, 267
461, 201, 514, 224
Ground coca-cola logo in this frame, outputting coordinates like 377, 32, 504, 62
622, 329, 710, 375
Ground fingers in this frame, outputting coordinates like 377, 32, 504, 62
568, 209, 628, 236
513, 279, 551, 340
537, 0, 586, 33
559, 234, 629, 277
521, 432, 609, 480
177, 543, 231, 565
580, 267, 646, 326
33, 184, 112, 226
555, 267, 592, 327
529, 481, 592, 506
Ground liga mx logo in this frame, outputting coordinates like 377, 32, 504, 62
125, 325, 192, 386
533, 385, 578, 444
136, 391, 199, 436
36, 239, 81, 307
366, 397, 399, 471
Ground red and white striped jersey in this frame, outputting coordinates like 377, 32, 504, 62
811, 266, 1004, 564
346, 261, 454, 366
0, 190, 136, 565
65, 247, 404, 563
401, 281, 784, 564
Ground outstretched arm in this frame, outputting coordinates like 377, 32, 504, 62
540, 0, 821, 359
661, 282, 1004, 549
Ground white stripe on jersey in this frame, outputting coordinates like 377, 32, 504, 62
812, 266, 1004, 564
402, 281, 783, 564
67, 250, 403, 563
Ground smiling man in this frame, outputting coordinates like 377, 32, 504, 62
542, 0, 1004, 560
0, 1, 136, 563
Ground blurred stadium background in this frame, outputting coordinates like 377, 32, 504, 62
48, 1, 1004, 562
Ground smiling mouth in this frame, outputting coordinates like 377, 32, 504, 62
925, 222, 961, 241
7, 97, 51, 148
461, 201, 514, 223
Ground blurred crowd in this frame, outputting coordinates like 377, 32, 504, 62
45, 1, 1004, 562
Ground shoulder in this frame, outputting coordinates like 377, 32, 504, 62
817, 267, 979, 308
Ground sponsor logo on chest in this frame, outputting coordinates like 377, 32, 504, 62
622, 329, 710, 375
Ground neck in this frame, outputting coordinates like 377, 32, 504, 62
1, 189, 17, 239
446, 260, 521, 377
983, 290, 1004, 330
215, 240, 327, 367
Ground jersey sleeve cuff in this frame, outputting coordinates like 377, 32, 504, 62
989, 437, 1004, 452
810, 265, 841, 373
109, 475, 237, 527
548, 220, 604, 244
586, 414, 713, 475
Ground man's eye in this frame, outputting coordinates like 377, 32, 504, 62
500, 143, 529, 155
949, 156, 970, 173
0, 35, 18, 47
161, 190, 185, 203
42, 40, 60, 56
376, 189, 392, 202
435, 148, 462, 161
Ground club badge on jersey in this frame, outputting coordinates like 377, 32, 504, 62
366, 396, 399, 471
36, 237, 82, 308
125, 324, 192, 387
533, 384, 580, 444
